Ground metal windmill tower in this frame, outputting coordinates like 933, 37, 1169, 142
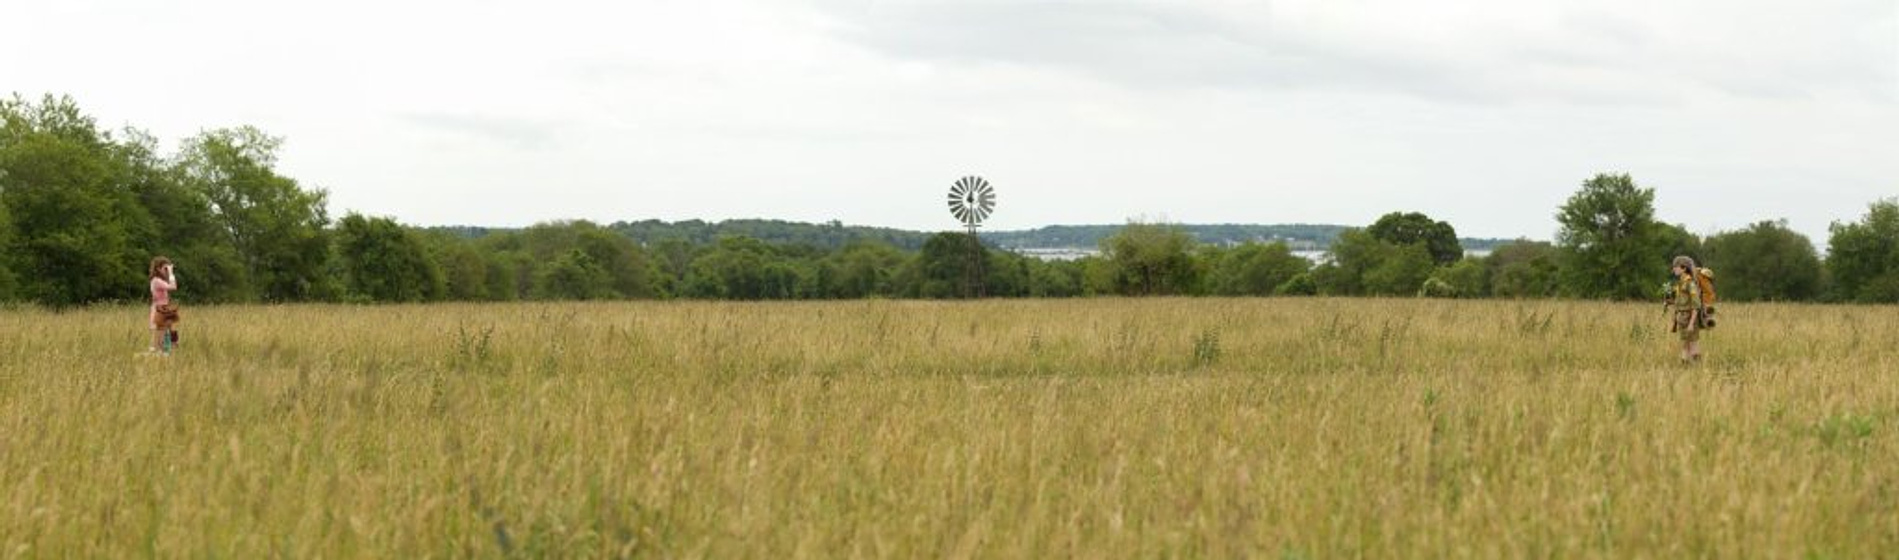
946, 176, 997, 298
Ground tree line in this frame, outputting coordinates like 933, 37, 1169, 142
1090, 175, 1895, 303
466, 216, 1503, 253
3, 94, 1897, 306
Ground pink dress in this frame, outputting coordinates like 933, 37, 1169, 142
150, 276, 175, 328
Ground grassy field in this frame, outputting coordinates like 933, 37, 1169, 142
2, 298, 1895, 557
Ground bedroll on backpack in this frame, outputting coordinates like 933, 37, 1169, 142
1696, 267, 1717, 329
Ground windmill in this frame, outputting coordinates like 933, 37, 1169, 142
946, 176, 996, 298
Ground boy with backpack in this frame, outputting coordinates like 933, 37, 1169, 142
1666, 255, 1716, 363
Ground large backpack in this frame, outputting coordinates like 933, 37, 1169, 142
1694, 267, 1717, 329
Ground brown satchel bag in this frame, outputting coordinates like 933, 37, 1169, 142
156, 303, 181, 328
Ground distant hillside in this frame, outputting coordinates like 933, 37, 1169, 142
429, 220, 1516, 252
425, 219, 935, 249
610, 219, 933, 250
985, 224, 1350, 251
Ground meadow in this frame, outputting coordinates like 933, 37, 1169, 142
2, 298, 1895, 557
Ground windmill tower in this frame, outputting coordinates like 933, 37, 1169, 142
946, 176, 997, 298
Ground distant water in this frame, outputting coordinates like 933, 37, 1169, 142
1295, 249, 1492, 263
1014, 248, 1491, 263
1013, 247, 1100, 261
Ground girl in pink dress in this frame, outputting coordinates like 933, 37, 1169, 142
149, 257, 178, 355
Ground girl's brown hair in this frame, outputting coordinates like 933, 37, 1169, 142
150, 256, 173, 280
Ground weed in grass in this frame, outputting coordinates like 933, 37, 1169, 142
1192, 327, 1222, 367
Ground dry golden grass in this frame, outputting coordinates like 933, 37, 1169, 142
1, 298, 1895, 557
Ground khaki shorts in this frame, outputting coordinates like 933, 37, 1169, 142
1673, 310, 1700, 342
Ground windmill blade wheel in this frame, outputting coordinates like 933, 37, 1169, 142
947, 176, 996, 228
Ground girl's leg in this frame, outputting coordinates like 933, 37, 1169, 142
150, 328, 162, 352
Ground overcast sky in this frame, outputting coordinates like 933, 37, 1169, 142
5, 0, 1895, 241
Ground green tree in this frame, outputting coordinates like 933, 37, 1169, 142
535, 249, 615, 300
0, 199, 15, 300
649, 237, 695, 295
1077, 256, 1117, 296
418, 231, 489, 301
574, 226, 664, 298
1026, 258, 1084, 298
0, 94, 150, 306
440, 245, 488, 301
686, 236, 804, 299
1208, 242, 1310, 296
1702, 220, 1823, 302
1317, 229, 1431, 296
484, 221, 665, 300
475, 232, 541, 300
983, 250, 1034, 297
820, 241, 906, 298
1649, 222, 1704, 266
117, 129, 252, 303
334, 214, 444, 303
1367, 211, 1463, 266
899, 232, 988, 298
181, 127, 332, 302
1274, 272, 1318, 296
1362, 242, 1436, 296
530, 221, 663, 298
1308, 262, 1353, 296
1100, 221, 1198, 296
1825, 199, 1899, 303
1434, 257, 1490, 298
1485, 240, 1560, 298
1418, 277, 1457, 298
1555, 173, 1661, 299
888, 233, 1031, 298
483, 250, 530, 301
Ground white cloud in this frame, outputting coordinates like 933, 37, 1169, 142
2, 0, 1893, 242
